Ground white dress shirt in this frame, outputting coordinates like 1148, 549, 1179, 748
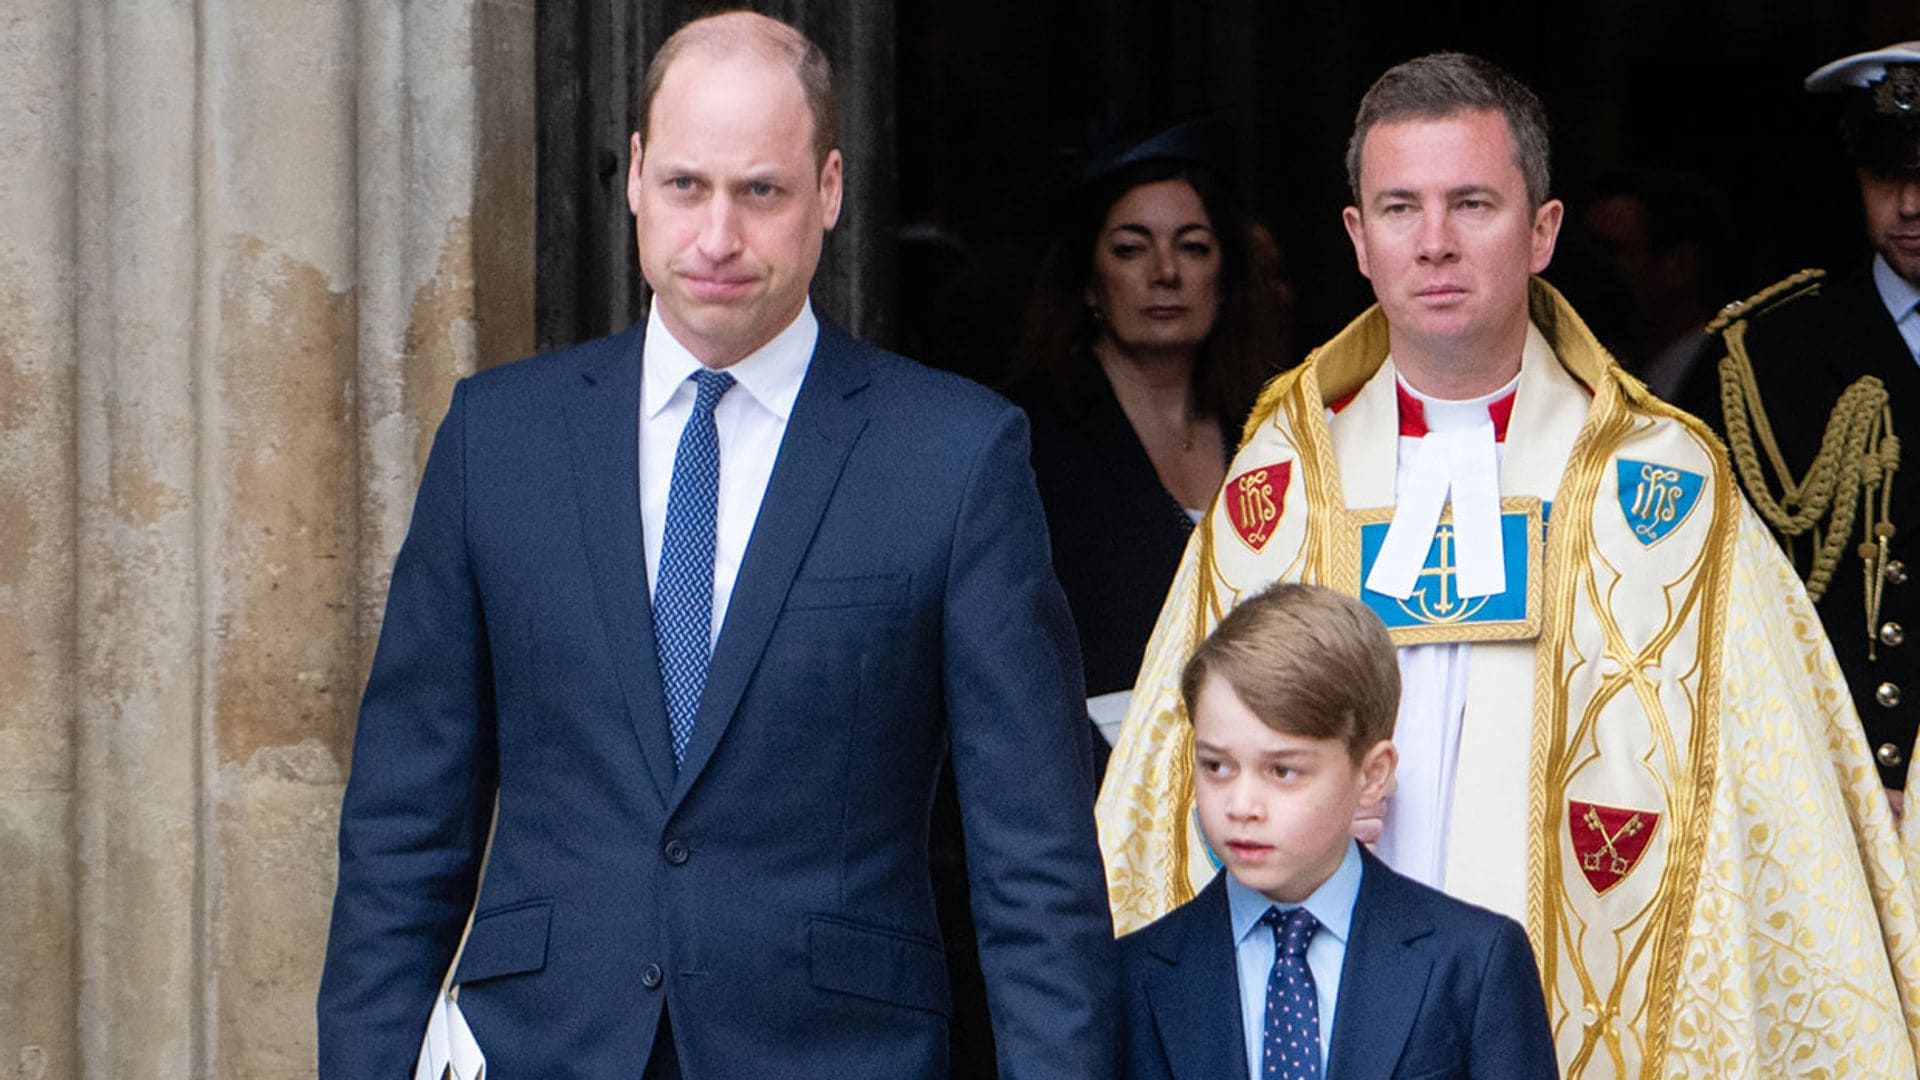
640, 300, 816, 646
1227, 841, 1362, 1080
1871, 253, 1920, 366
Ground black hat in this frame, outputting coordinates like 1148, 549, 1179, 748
1071, 113, 1238, 189
1806, 42, 1920, 171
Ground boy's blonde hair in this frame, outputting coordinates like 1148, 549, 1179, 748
1180, 583, 1400, 760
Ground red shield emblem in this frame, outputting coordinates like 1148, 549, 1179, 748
1224, 462, 1291, 553
1568, 800, 1660, 896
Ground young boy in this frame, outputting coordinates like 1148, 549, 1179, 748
1119, 584, 1556, 1080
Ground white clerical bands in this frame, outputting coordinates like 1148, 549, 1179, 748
1366, 419, 1507, 602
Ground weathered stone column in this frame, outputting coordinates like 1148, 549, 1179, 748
0, 1, 532, 1076
1, 3, 82, 1078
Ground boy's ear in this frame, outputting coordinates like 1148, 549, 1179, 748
1357, 740, 1397, 804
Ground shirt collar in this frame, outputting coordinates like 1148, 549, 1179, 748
641, 298, 818, 421
1226, 839, 1364, 947
1872, 253, 1920, 324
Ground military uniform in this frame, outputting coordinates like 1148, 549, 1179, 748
1678, 267, 1914, 787
1677, 40, 1920, 789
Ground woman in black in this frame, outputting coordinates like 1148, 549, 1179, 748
1008, 117, 1288, 752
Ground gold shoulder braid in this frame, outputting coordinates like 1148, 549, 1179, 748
1708, 269, 1902, 657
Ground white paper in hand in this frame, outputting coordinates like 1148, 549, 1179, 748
414, 989, 486, 1080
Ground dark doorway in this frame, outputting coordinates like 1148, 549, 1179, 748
540, 1, 1919, 372
894, 0, 1920, 390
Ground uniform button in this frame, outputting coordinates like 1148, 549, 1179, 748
1877, 742, 1906, 768
640, 963, 663, 988
1878, 682, 1903, 708
663, 839, 689, 865
1881, 622, 1905, 647
1888, 559, 1909, 585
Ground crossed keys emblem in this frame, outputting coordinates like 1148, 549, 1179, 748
1568, 799, 1661, 896
1581, 806, 1644, 875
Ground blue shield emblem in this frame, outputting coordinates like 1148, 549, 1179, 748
1616, 460, 1704, 547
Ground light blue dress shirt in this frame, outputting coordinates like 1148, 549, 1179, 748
1871, 253, 1920, 366
1226, 840, 1363, 1080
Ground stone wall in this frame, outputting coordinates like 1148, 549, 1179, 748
0, 2, 533, 1076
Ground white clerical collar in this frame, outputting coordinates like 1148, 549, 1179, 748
1397, 371, 1521, 436
1364, 354, 1529, 603
642, 299, 817, 422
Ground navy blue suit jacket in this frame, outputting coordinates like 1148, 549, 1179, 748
1120, 849, 1556, 1080
317, 319, 1118, 1078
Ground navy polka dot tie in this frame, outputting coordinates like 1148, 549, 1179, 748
653, 369, 735, 767
1260, 906, 1321, 1080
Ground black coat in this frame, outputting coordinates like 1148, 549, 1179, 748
1014, 353, 1235, 698
1677, 266, 1919, 788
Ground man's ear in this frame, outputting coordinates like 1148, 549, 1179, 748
1356, 739, 1397, 804
1342, 205, 1372, 280
1530, 197, 1565, 274
627, 132, 645, 217
819, 148, 844, 231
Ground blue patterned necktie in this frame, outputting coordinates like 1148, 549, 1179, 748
1260, 906, 1322, 1080
653, 368, 735, 766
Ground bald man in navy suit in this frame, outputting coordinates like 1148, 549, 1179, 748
317, 12, 1116, 1078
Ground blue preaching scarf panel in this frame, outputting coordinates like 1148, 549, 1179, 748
1348, 497, 1546, 646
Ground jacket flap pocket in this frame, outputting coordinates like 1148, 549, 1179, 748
808, 915, 950, 1015
785, 573, 909, 611
453, 901, 552, 985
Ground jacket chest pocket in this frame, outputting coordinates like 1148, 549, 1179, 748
783, 573, 910, 612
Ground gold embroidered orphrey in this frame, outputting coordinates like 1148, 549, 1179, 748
1096, 279, 1920, 1077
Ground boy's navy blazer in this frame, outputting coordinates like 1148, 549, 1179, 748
1120, 847, 1556, 1080
317, 318, 1118, 1078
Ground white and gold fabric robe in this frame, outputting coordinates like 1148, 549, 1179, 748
1095, 279, 1920, 1078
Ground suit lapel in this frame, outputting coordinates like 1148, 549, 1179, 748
1146, 875, 1250, 1080
1327, 848, 1435, 1080
561, 325, 678, 807
670, 319, 871, 806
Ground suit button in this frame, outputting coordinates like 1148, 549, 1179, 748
641, 963, 663, 988
663, 839, 689, 865
1887, 559, 1908, 585
1882, 622, 1905, 647
1878, 682, 1903, 708
1878, 742, 1906, 768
